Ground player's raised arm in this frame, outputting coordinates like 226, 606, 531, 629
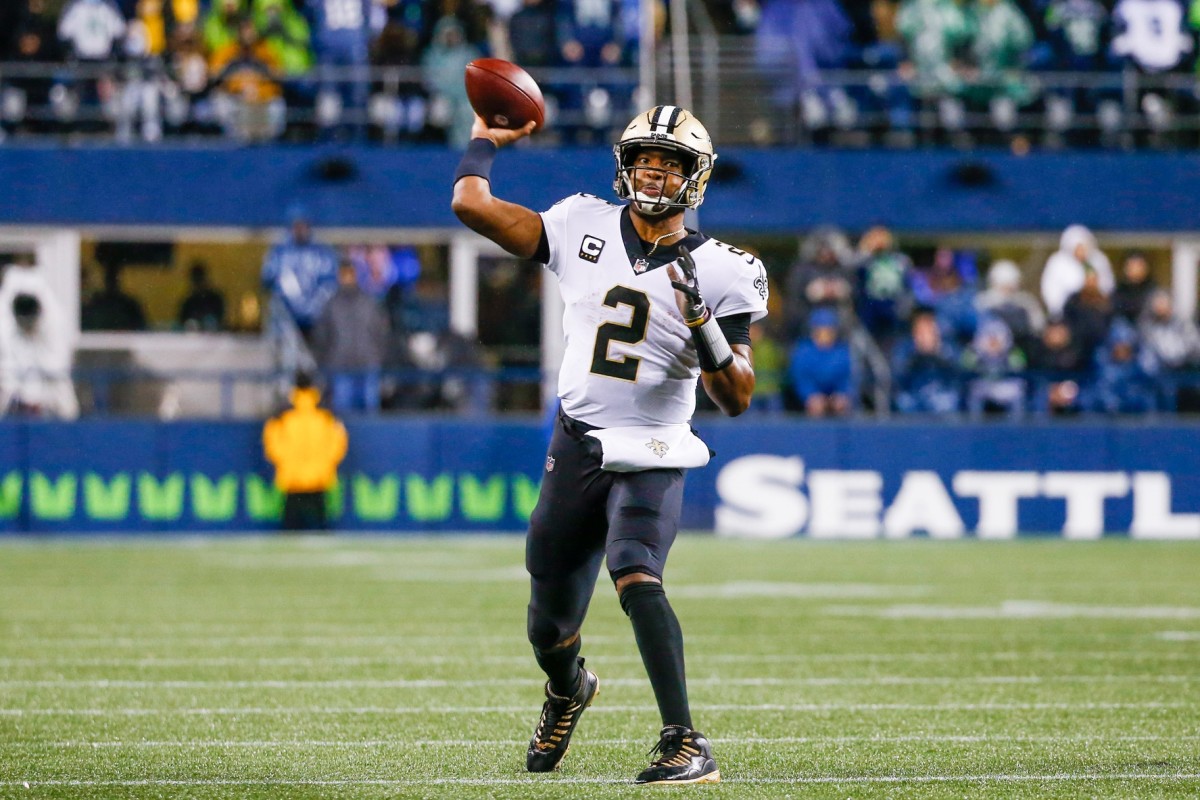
450, 116, 545, 260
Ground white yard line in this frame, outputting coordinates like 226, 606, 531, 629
0, 675, 1193, 689
4, 774, 1200, 788
4, 734, 1198, 748
0, 650, 1192, 667
5, 630, 1095, 647
0, 701, 1185, 716
828, 602, 1200, 620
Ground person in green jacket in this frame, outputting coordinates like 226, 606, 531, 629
202, 0, 244, 60
252, 0, 313, 77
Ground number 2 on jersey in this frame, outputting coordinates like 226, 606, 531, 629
590, 286, 650, 381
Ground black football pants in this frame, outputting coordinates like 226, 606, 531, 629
525, 410, 685, 650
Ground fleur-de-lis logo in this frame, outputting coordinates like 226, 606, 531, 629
645, 438, 669, 458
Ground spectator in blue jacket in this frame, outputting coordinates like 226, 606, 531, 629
892, 307, 963, 413
962, 315, 1027, 417
309, 0, 376, 137
787, 307, 853, 417
261, 205, 339, 385
1082, 319, 1158, 414
912, 247, 978, 346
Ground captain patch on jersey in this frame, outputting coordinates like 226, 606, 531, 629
538, 193, 768, 429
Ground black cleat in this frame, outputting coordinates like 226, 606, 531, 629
525, 658, 600, 772
634, 725, 721, 785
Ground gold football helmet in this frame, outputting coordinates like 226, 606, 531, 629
613, 105, 716, 216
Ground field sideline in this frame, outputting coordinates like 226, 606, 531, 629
0, 535, 1197, 799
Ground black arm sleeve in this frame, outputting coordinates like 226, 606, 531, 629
716, 313, 753, 347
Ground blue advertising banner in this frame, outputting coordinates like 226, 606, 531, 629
0, 419, 1197, 538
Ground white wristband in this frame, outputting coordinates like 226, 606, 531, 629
694, 314, 734, 372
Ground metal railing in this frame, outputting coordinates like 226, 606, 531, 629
3, 50, 1199, 147
0, 60, 641, 144
3, 362, 1194, 420
64, 364, 545, 419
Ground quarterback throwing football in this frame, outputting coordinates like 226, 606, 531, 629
452, 105, 768, 784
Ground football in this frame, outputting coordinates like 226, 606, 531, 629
464, 58, 545, 132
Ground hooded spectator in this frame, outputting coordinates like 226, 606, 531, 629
974, 259, 1045, 351
962, 315, 1026, 415
0, 293, 79, 419
422, 16, 483, 148
784, 225, 854, 340
262, 371, 347, 531
1041, 224, 1114, 317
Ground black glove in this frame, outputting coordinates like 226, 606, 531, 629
669, 245, 707, 324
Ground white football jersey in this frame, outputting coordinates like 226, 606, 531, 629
541, 194, 769, 428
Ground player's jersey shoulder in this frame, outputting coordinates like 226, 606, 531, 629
541, 194, 624, 274
694, 237, 770, 318
698, 237, 765, 271
699, 237, 769, 292
545, 192, 620, 215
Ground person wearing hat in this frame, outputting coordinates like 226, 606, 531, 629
974, 259, 1045, 353
786, 307, 853, 416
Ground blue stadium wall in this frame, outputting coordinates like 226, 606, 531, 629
3, 145, 1200, 231
0, 419, 1197, 537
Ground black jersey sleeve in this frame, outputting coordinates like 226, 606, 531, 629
532, 221, 550, 264
716, 312, 752, 347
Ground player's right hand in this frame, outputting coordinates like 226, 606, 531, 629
470, 115, 537, 148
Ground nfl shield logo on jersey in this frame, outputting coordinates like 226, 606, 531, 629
633, 258, 650, 273
545, 455, 556, 472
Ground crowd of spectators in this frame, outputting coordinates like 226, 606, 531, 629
4, 220, 1200, 420
257, 206, 508, 415
755, 223, 1200, 419
4, 0, 1200, 145
0, 0, 640, 144
713, 0, 1200, 146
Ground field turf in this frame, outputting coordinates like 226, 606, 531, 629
0, 535, 1197, 799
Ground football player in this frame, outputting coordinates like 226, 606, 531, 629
452, 105, 768, 784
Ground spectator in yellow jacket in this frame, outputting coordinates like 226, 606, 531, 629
262, 372, 347, 531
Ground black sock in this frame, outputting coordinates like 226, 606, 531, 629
533, 638, 581, 698
620, 581, 692, 730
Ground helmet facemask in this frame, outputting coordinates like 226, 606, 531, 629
613, 106, 716, 215
617, 150, 701, 217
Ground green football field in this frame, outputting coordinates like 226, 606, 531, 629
0, 535, 1197, 799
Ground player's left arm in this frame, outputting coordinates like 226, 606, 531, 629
667, 246, 759, 417
701, 342, 755, 417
